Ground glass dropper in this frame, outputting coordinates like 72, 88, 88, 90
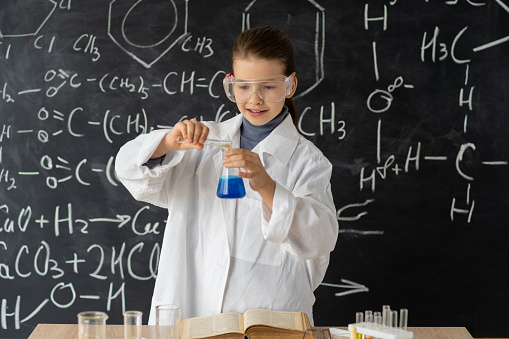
176, 136, 232, 149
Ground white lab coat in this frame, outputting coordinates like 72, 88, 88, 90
115, 114, 339, 325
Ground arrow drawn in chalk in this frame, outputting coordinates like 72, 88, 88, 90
321, 279, 369, 297
89, 215, 131, 228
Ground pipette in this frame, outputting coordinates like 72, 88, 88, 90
176, 136, 232, 149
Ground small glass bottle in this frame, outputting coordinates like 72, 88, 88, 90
217, 147, 246, 199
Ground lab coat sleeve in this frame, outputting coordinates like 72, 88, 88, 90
114, 129, 186, 209
261, 157, 338, 260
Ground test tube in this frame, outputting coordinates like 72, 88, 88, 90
391, 310, 398, 328
176, 136, 232, 148
373, 312, 382, 325
364, 310, 374, 339
399, 308, 408, 330
355, 312, 363, 339
364, 310, 373, 323
382, 305, 391, 327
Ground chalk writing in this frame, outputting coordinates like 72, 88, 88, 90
34, 35, 56, 54
298, 102, 347, 139
44, 69, 82, 97
181, 35, 214, 58
0, 42, 12, 60
73, 34, 101, 61
1, 1, 508, 337
107, 0, 189, 68
0, 83, 15, 103
0, 199, 161, 330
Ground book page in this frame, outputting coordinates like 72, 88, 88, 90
181, 312, 244, 339
243, 309, 305, 332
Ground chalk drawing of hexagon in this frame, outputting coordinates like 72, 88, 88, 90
242, 0, 325, 99
0, 0, 57, 38
108, 0, 189, 68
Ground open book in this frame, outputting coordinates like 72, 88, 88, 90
180, 309, 312, 339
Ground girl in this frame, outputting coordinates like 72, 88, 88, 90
115, 26, 338, 325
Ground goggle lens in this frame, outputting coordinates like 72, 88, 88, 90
223, 73, 295, 103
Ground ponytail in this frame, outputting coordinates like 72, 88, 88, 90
285, 98, 298, 126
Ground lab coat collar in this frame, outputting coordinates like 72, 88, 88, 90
254, 114, 299, 167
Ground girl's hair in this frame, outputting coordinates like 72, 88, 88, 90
231, 26, 298, 125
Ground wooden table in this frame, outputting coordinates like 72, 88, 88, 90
28, 324, 154, 338
27, 324, 479, 339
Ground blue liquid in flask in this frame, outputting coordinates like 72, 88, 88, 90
217, 175, 246, 199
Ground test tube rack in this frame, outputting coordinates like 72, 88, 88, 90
348, 322, 413, 339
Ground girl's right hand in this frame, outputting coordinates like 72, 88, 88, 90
151, 119, 209, 159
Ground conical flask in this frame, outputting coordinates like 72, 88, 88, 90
217, 147, 246, 199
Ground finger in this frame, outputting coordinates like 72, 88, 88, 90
223, 151, 251, 164
228, 161, 250, 171
199, 125, 209, 144
172, 121, 187, 140
224, 152, 261, 166
224, 149, 258, 163
168, 123, 190, 149
172, 120, 205, 150
190, 119, 203, 144
179, 120, 192, 141
224, 148, 246, 157
182, 119, 201, 143
236, 170, 254, 179
224, 159, 263, 175
224, 160, 258, 175
186, 119, 199, 143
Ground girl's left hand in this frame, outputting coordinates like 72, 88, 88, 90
223, 149, 276, 203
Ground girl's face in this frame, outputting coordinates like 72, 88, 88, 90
232, 58, 297, 126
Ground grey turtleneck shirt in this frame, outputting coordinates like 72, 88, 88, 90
240, 106, 289, 151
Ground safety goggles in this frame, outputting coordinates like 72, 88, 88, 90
223, 72, 296, 103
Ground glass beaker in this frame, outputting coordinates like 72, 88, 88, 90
217, 146, 246, 199
124, 310, 143, 339
77, 311, 108, 339
156, 304, 181, 339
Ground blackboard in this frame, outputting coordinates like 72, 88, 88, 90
1, 0, 508, 338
